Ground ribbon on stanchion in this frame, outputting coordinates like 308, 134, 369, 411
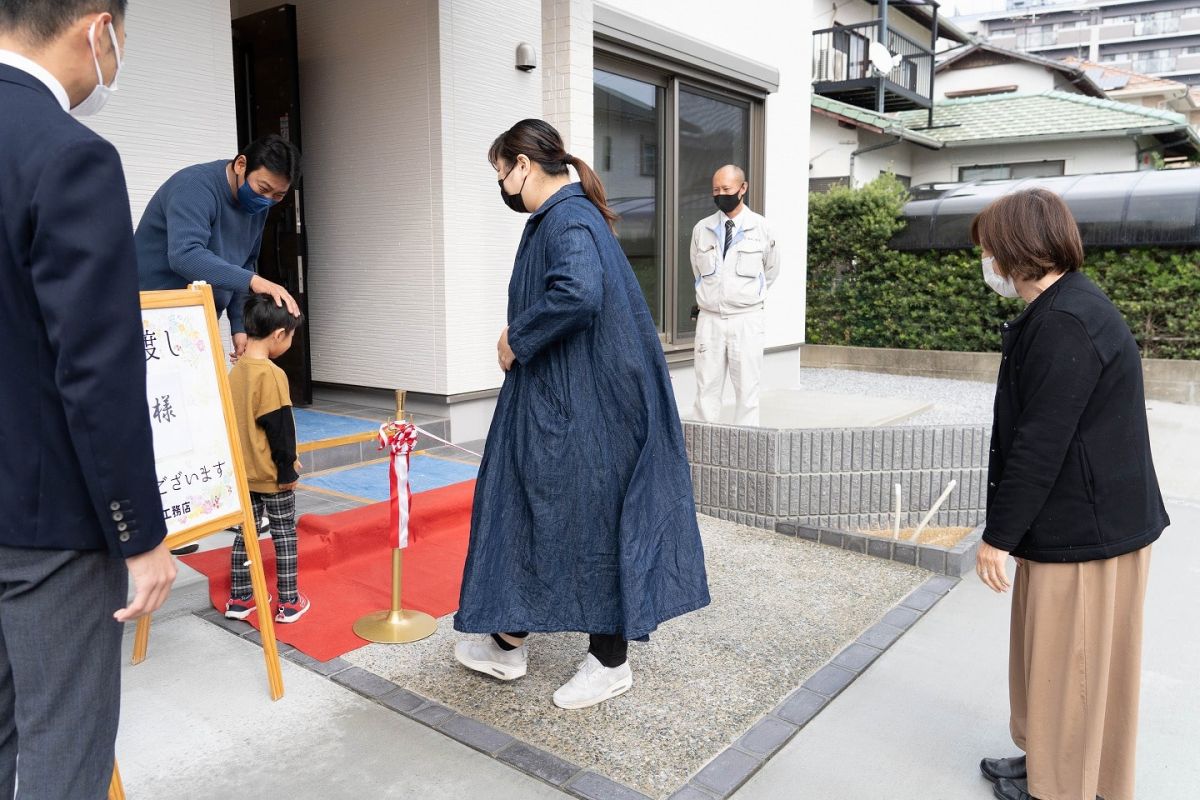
379, 421, 419, 548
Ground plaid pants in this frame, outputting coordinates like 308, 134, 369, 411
230, 490, 298, 604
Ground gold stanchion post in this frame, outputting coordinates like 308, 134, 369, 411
352, 548, 437, 643
352, 391, 436, 644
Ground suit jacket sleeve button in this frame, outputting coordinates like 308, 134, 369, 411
112, 511, 124, 522
118, 532, 131, 543
110, 501, 121, 512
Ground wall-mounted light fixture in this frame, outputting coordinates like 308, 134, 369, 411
516, 42, 537, 72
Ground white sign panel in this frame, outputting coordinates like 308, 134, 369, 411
142, 305, 242, 535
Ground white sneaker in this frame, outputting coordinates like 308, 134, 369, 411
454, 637, 528, 681
552, 653, 633, 710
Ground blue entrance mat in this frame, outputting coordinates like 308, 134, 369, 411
294, 409, 381, 444
301, 455, 479, 502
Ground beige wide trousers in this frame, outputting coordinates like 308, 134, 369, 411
1009, 546, 1152, 800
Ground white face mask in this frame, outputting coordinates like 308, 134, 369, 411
70, 20, 123, 117
982, 256, 1019, 299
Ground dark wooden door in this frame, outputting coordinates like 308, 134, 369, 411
232, 4, 312, 405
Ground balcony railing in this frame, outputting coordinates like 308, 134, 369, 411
812, 20, 935, 113
1133, 56, 1178, 72
1135, 18, 1181, 36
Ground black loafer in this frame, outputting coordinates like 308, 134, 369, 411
981, 755, 1027, 784
993, 778, 1035, 800
993, 777, 1103, 800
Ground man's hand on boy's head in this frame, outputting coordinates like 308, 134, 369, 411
249, 274, 301, 317
278, 481, 298, 491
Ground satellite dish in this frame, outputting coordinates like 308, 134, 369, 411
869, 40, 904, 75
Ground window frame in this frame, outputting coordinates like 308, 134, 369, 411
958, 160, 1067, 182
594, 44, 767, 347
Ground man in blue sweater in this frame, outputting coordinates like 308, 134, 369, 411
136, 133, 301, 358
136, 133, 301, 555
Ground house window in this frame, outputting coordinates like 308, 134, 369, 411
809, 177, 850, 193
639, 137, 657, 177
594, 57, 764, 343
959, 161, 1066, 181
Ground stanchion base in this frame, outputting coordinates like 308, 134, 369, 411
353, 609, 438, 644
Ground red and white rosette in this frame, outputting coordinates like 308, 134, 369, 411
379, 422, 419, 548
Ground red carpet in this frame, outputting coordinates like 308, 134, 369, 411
180, 480, 475, 662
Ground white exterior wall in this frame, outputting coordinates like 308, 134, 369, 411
855, 131, 917, 184
936, 62, 1058, 97
234, 0, 446, 396
599, 0, 811, 355
810, 114, 918, 187
83, 0, 237, 225
809, 113, 860, 181
437, 0, 544, 403
543, 0, 595, 162
910, 137, 1138, 183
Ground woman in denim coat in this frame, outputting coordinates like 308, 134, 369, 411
453, 120, 710, 710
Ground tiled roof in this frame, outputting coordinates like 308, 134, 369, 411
811, 95, 943, 148
894, 90, 1187, 143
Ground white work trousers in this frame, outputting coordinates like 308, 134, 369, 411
692, 309, 764, 427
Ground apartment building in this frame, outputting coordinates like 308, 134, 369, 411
957, 0, 1200, 85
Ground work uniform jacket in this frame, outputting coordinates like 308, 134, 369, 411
690, 208, 780, 316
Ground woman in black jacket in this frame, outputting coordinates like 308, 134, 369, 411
971, 189, 1169, 800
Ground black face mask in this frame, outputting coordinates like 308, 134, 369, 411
714, 192, 743, 215
499, 163, 529, 213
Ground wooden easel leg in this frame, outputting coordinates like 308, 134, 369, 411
240, 519, 285, 700
108, 759, 125, 800
131, 615, 151, 665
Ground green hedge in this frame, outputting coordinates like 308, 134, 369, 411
806, 175, 1200, 360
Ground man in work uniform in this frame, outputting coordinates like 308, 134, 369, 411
689, 164, 780, 427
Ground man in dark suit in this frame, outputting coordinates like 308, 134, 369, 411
0, 2, 176, 796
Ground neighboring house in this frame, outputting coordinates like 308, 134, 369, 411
896, 90, 1200, 181
936, 41, 1107, 98
811, 38, 1200, 190
1062, 55, 1200, 126
811, 0, 973, 115
83, 0, 812, 438
809, 0, 971, 189
956, 0, 1200, 86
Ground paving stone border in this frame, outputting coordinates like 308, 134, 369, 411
193, 573, 959, 800
776, 522, 985, 577
684, 422, 989, 534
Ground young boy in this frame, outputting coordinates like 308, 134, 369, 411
224, 294, 311, 623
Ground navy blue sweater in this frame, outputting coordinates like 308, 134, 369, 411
135, 160, 267, 333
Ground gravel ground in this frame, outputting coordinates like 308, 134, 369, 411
796, 368, 995, 426
345, 515, 927, 799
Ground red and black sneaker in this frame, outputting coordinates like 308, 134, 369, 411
276, 593, 311, 624
225, 593, 270, 620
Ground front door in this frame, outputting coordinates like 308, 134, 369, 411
232, 4, 312, 405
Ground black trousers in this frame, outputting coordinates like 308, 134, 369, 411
505, 631, 628, 668
0, 546, 127, 799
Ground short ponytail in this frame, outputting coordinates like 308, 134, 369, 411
489, 119, 618, 231
564, 154, 618, 230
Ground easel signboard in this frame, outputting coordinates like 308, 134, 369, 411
133, 283, 284, 701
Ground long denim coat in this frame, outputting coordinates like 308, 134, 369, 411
454, 184, 710, 640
